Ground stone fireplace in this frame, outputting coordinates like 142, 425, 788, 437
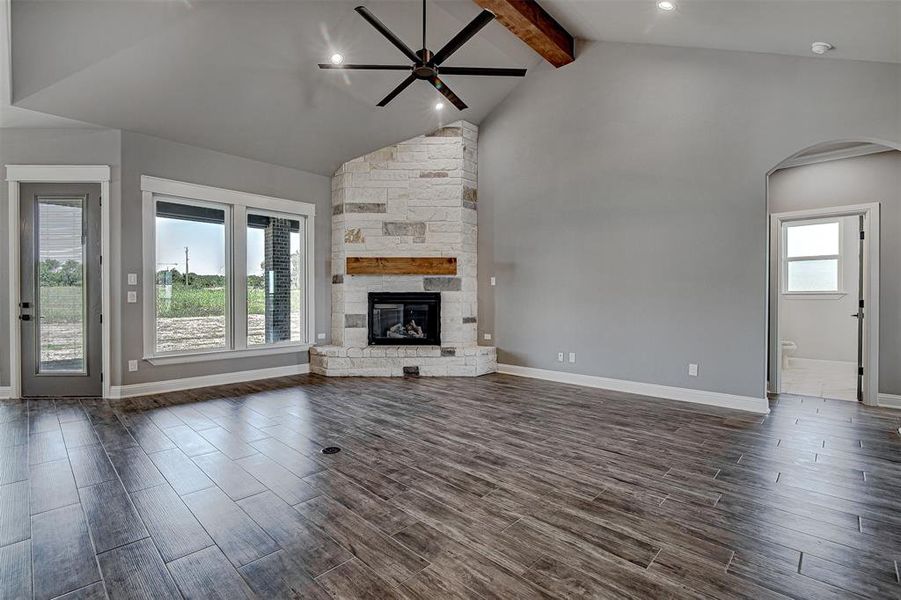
310, 120, 496, 376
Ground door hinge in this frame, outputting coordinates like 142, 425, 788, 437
859, 299, 865, 308
100, 314, 103, 324
100, 372, 104, 382
860, 230, 865, 240
858, 367, 864, 376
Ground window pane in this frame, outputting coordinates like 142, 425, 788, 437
787, 259, 838, 292
37, 197, 86, 373
786, 222, 839, 257
155, 201, 227, 353
247, 214, 304, 345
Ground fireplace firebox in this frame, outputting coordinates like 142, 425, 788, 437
368, 292, 440, 345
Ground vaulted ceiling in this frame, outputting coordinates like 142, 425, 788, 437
7, 1, 900, 175
8, 0, 541, 175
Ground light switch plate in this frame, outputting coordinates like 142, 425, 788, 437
317, 333, 326, 340
128, 360, 138, 372
557, 352, 564, 362
688, 363, 699, 377
483, 333, 492, 341
127, 273, 137, 286
568, 352, 576, 363
127, 291, 137, 303
490, 277, 496, 286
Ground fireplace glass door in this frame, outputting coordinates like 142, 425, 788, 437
368, 292, 440, 345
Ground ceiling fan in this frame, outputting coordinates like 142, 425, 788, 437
318, 0, 527, 110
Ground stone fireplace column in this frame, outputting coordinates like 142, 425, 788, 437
312, 120, 497, 376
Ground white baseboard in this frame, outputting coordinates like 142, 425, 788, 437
878, 393, 901, 410
108, 364, 310, 400
0, 387, 11, 400
497, 364, 770, 414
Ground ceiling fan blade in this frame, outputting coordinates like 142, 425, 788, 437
431, 10, 495, 66
439, 66, 527, 77
429, 75, 467, 110
319, 64, 411, 70
354, 6, 421, 64
377, 74, 418, 107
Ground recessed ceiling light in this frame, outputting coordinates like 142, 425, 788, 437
435, 102, 445, 111
330, 53, 344, 65
657, 1, 675, 11
811, 42, 833, 55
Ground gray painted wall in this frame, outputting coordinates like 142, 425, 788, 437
478, 40, 901, 399
0, 128, 122, 387
770, 151, 901, 394
119, 131, 331, 385
778, 215, 859, 363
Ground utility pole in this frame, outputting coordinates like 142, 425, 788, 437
184, 246, 189, 285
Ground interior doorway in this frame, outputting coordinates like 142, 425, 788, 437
766, 141, 895, 407
19, 183, 103, 397
773, 212, 864, 401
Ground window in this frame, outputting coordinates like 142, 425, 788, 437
142, 177, 315, 362
154, 200, 228, 354
782, 220, 841, 293
246, 213, 304, 346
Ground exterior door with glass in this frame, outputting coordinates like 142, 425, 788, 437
19, 183, 102, 397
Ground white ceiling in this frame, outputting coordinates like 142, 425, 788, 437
543, 0, 901, 65
6, 1, 900, 174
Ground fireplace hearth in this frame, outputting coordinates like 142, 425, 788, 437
368, 292, 440, 346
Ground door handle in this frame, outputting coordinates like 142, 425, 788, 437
851, 313, 863, 318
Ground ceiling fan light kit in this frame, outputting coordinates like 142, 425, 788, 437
318, 0, 527, 109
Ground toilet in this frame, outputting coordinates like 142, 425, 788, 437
780, 340, 797, 369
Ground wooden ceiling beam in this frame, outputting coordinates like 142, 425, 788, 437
473, 0, 574, 67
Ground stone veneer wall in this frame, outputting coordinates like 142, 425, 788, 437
311, 120, 496, 376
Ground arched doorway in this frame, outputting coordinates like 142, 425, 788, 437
766, 140, 900, 407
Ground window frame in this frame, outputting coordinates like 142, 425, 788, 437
141, 176, 315, 364
781, 218, 843, 295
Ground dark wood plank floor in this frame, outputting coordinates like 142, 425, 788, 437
2, 373, 901, 599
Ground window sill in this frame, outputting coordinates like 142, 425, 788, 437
782, 291, 847, 299
144, 344, 311, 366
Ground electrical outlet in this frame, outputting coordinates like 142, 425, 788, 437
557, 352, 564, 362
127, 291, 137, 303
483, 333, 492, 341
128, 360, 138, 372
127, 273, 137, 286
490, 277, 496, 286
568, 352, 576, 363
688, 363, 699, 377
317, 333, 326, 340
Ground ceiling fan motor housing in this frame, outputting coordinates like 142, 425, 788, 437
414, 49, 437, 78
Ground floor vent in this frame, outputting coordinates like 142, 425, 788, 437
321, 446, 341, 455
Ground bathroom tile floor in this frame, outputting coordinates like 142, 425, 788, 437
781, 359, 858, 401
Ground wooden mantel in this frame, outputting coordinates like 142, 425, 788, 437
346, 257, 457, 276
473, 0, 575, 67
